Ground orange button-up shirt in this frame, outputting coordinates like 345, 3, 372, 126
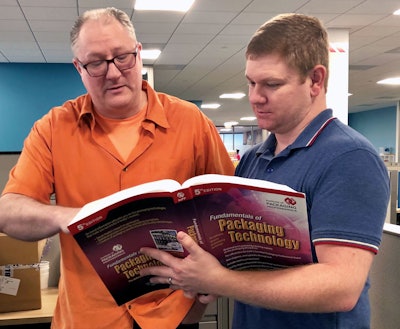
3, 81, 234, 329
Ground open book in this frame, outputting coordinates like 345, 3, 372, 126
68, 174, 312, 305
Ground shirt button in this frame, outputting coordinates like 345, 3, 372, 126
267, 168, 274, 173
123, 167, 128, 172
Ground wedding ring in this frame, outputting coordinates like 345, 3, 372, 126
168, 277, 173, 285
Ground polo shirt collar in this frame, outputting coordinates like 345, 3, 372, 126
256, 109, 335, 156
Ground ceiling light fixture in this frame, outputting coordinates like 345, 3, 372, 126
224, 121, 239, 128
219, 93, 246, 99
141, 49, 161, 60
393, 9, 400, 15
377, 77, 400, 85
201, 103, 221, 109
240, 116, 256, 121
134, 0, 195, 12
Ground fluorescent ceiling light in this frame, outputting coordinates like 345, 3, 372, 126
141, 49, 161, 60
201, 103, 221, 109
220, 128, 232, 132
224, 121, 239, 128
219, 93, 246, 99
240, 116, 256, 121
394, 9, 400, 15
135, 0, 195, 12
377, 77, 400, 85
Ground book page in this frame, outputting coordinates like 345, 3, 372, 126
69, 179, 182, 225
183, 174, 296, 193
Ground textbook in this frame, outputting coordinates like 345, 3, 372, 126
68, 174, 312, 305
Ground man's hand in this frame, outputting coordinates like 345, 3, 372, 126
140, 231, 226, 299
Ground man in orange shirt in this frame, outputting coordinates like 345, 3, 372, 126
0, 7, 234, 329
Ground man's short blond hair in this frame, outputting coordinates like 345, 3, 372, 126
246, 13, 330, 90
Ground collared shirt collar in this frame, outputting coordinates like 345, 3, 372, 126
76, 80, 170, 130
256, 109, 335, 156
141, 80, 170, 129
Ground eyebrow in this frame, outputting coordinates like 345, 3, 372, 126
85, 47, 129, 60
245, 75, 275, 84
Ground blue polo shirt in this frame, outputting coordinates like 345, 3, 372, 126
233, 109, 389, 329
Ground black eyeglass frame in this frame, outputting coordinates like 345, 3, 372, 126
76, 47, 139, 77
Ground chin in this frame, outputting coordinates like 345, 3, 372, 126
105, 96, 130, 108
256, 120, 271, 131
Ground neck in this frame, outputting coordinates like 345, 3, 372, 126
274, 103, 326, 155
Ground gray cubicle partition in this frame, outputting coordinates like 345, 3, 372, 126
0, 153, 19, 191
370, 223, 400, 329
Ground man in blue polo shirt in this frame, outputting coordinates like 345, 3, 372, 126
140, 13, 389, 328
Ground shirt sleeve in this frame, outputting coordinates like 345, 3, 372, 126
310, 148, 390, 254
194, 116, 235, 177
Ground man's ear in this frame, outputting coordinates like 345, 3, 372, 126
309, 65, 326, 96
72, 58, 83, 74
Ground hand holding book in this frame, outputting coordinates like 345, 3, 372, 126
140, 230, 225, 298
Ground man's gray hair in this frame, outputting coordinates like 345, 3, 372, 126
70, 7, 136, 51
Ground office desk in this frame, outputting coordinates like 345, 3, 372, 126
0, 288, 57, 326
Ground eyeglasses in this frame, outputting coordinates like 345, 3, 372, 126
78, 48, 138, 77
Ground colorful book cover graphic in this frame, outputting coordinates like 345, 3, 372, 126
71, 196, 193, 305
191, 184, 312, 270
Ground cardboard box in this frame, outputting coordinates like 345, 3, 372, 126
0, 234, 45, 313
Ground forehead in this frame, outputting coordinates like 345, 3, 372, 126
245, 54, 301, 84
74, 17, 136, 58
246, 54, 291, 78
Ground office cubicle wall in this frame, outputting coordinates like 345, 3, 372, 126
0, 153, 19, 190
370, 224, 400, 329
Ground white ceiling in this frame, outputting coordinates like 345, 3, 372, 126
2, 0, 400, 127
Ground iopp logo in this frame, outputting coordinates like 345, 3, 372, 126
284, 197, 296, 205
112, 244, 122, 252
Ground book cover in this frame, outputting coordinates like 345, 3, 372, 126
68, 174, 312, 305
